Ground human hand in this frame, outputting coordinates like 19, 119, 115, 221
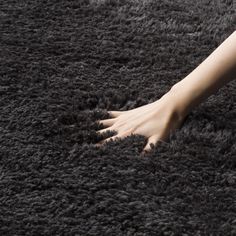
95, 91, 186, 155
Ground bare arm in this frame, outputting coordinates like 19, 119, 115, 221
168, 30, 236, 120
95, 31, 236, 154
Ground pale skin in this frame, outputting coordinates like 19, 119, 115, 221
95, 30, 236, 155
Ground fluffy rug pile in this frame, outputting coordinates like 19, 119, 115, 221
0, 0, 235, 235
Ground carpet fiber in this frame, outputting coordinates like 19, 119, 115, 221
0, 0, 236, 235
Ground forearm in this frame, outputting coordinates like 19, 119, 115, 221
168, 30, 236, 119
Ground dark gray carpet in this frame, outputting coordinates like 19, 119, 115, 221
0, 0, 235, 235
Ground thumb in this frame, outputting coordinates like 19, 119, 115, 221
142, 135, 160, 154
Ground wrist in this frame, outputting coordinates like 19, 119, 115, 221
163, 85, 192, 122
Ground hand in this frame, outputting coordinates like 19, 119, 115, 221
95, 91, 186, 155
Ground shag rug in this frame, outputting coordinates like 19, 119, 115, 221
0, 0, 235, 235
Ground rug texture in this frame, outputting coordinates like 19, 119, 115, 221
0, 0, 236, 235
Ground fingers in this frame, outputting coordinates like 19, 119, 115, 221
96, 127, 114, 135
96, 118, 117, 127
107, 110, 124, 118
96, 110, 124, 128
95, 133, 122, 147
95, 131, 166, 155
95, 129, 133, 147
142, 135, 161, 154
